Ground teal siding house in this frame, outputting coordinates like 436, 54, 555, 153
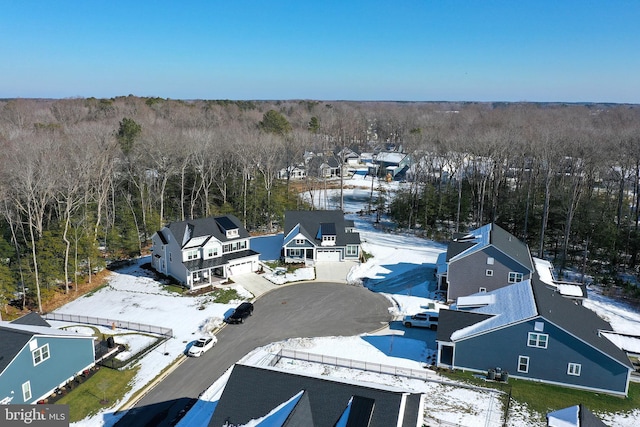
0, 313, 95, 404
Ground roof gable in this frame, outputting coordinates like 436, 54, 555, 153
449, 223, 533, 271
284, 210, 360, 247
208, 364, 420, 427
164, 215, 249, 248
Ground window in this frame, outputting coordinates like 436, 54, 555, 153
518, 356, 529, 373
346, 245, 359, 256
32, 343, 50, 366
239, 241, 247, 250
508, 272, 524, 283
323, 235, 336, 242
22, 381, 31, 402
485, 269, 494, 277
169, 253, 172, 262
223, 244, 231, 253
534, 321, 544, 332
479, 287, 487, 293
289, 248, 303, 257
567, 363, 582, 376
527, 332, 548, 349
295, 239, 306, 245
487, 257, 494, 265
207, 247, 219, 258
186, 250, 198, 260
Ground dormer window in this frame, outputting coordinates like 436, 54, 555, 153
226, 228, 239, 238
186, 249, 199, 260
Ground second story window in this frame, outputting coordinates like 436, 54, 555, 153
528, 332, 548, 349
32, 343, 50, 366
509, 272, 524, 283
186, 250, 198, 260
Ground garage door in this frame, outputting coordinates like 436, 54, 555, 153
229, 261, 253, 275
316, 249, 341, 262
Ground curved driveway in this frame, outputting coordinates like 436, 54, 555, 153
116, 282, 391, 427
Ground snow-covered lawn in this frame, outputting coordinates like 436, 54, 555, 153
55, 177, 640, 426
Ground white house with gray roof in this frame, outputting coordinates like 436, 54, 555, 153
436, 278, 633, 396
282, 210, 361, 263
150, 215, 259, 290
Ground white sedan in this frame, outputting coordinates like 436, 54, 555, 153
187, 336, 217, 357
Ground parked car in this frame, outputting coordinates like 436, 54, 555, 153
403, 311, 439, 329
188, 336, 217, 357
226, 302, 254, 324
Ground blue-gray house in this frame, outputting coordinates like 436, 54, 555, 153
436, 279, 633, 396
0, 313, 95, 404
437, 223, 535, 302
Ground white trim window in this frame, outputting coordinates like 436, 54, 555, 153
486, 269, 494, 277
186, 249, 199, 260
567, 363, 582, 376
289, 248, 303, 257
479, 287, 487, 293
32, 343, 50, 366
527, 332, 548, 349
207, 247, 219, 258
487, 257, 494, 265
518, 355, 529, 373
295, 239, 306, 245
22, 381, 31, 402
346, 245, 359, 256
508, 272, 524, 283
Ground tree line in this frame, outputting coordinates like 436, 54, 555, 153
0, 96, 639, 312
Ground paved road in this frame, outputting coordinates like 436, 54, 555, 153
115, 282, 391, 427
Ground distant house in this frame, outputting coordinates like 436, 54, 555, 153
207, 364, 423, 427
437, 223, 535, 302
337, 148, 361, 166
436, 279, 633, 396
278, 164, 307, 180
0, 313, 95, 404
374, 152, 411, 179
150, 215, 260, 290
282, 210, 361, 263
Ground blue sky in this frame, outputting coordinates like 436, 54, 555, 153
1, 1, 638, 102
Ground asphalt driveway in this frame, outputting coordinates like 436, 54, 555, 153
115, 281, 391, 427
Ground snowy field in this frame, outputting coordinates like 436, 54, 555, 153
54, 175, 640, 426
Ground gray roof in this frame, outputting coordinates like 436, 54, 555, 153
284, 210, 361, 247
182, 249, 259, 272
448, 223, 533, 271
164, 215, 249, 249
208, 364, 421, 427
11, 312, 51, 327
436, 309, 493, 342
531, 278, 632, 369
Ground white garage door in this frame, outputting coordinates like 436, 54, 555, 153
229, 261, 253, 275
316, 249, 341, 262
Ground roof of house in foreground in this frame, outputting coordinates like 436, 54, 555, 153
208, 364, 421, 427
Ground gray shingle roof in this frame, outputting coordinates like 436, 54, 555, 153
284, 210, 360, 247
164, 215, 248, 248
208, 364, 421, 427
448, 223, 533, 271
531, 278, 632, 369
